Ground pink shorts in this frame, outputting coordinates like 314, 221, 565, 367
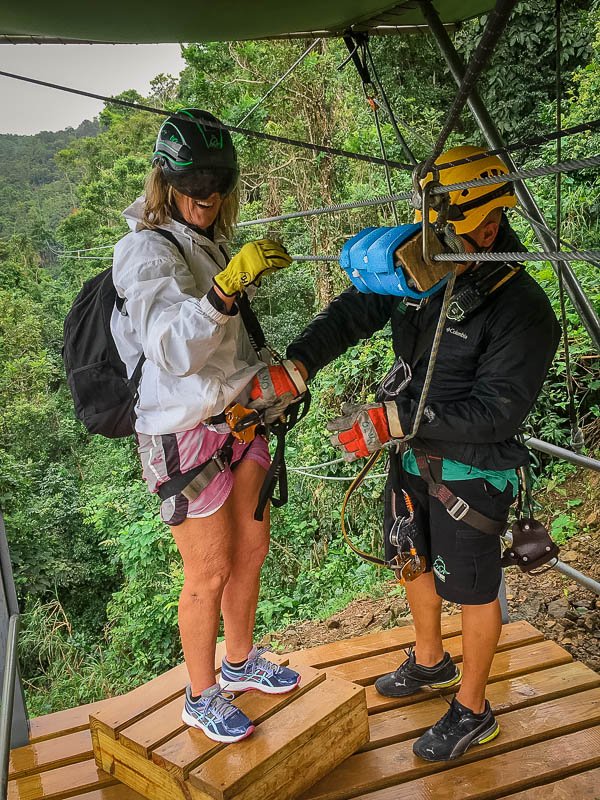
137, 423, 271, 525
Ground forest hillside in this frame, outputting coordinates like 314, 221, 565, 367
0, 1, 598, 715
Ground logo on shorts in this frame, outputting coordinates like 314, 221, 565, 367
433, 556, 450, 583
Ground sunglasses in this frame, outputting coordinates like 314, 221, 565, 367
163, 165, 239, 200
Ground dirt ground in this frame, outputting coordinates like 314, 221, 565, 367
267, 469, 600, 673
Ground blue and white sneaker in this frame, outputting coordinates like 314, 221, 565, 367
181, 683, 255, 743
219, 646, 301, 694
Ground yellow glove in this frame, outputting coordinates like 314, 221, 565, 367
214, 239, 292, 297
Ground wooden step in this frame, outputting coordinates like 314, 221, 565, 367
365, 638, 572, 713
331, 621, 542, 686
363, 661, 600, 750
8, 758, 115, 800
290, 614, 464, 669
348, 726, 600, 800
9, 730, 93, 781
91, 674, 368, 800
497, 767, 600, 799
301, 688, 600, 799
65, 788, 146, 800
150, 665, 323, 779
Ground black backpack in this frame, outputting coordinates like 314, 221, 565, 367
63, 228, 184, 438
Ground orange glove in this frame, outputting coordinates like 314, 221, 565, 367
327, 402, 404, 461
248, 360, 307, 423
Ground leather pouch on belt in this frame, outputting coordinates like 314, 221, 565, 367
501, 517, 559, 574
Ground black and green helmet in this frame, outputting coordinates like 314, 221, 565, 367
153, 108, 239, 199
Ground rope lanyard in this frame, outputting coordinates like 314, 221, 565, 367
340, 449, 390, 568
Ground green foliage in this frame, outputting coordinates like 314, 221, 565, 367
0, 6, 598, 715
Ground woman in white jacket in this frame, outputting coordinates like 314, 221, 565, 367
112, 109, 305, 743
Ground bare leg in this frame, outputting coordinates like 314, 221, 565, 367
404, 571, 445, 667
171, 502, 234, 696
456, 599, 502, 713
220, 458, 270, 663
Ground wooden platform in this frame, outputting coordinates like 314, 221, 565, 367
8, 617, 600, 800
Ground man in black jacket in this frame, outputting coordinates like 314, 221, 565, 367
283, 147, 561, 761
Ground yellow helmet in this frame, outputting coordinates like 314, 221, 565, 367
414, 145, 517, 234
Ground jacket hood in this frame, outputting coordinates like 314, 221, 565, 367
122, 196, 228, 247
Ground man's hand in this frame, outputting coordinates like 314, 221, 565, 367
214, 239, 292, 297
327, 402, 404, 461
248, 360, 307, 424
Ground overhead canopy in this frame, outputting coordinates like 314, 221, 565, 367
1, 1, 495, 44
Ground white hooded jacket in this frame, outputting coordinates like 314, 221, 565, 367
111, 197, 263, 435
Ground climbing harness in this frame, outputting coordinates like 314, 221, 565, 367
413, 452, 507, 536
152, 252, 311, 521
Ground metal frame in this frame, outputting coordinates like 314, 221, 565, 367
0, 512, 29, 780
421, 0, 600, 352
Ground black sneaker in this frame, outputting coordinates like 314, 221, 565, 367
374, 650, 461, 698
413, 698, 499, 761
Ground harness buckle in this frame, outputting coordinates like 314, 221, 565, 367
447, 497, 470, 521
212, 451, 230, 472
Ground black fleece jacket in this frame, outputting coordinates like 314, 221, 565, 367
287, 218, 561, 471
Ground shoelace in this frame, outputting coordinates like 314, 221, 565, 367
202, 688, 238, 721
432, 699, 461, 733
249, 646, 283, 676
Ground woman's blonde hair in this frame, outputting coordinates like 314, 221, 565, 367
141, 165, 240, 239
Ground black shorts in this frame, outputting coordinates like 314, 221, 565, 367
384, 456, 515, 605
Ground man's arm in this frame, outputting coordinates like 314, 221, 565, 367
286, 286, 396, 379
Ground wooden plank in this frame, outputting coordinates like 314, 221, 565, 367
363, 661, 600, 751
90, 664, 188, 742
9, 730, 93, 780
67, 787, 147, 800
8, 759, 115, 800
497, 767, 600, 799
122, 664, 322, 767
366, 639, 572, 713
331, 621, 543, 686
290, 614, 463, 669
233, 697, 369, 800
300, 688, 600, 800
95, 729, 211, 800
347, 726, 600, 800
90, 643, 233, 743
189, 677, 367, 800
28, 698, 115, 744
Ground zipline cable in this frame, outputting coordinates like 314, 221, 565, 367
433, 249, 600, 264
514, 207, 600, 270
420, 0, 517, 175
0, 69, 413, 172
236, 38, 321, 126
240, 153, 600, 228
3, 67, 600, 176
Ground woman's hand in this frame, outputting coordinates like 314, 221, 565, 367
214, 240, 292, 297
248, 360, 307, 423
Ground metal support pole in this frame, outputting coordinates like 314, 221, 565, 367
552, 560, 600, 595
525, 436, 600, 473
0, 615, 19, 799
421, 0, 600, 352
498, 571, 511, 624
0, 513, 29, 754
